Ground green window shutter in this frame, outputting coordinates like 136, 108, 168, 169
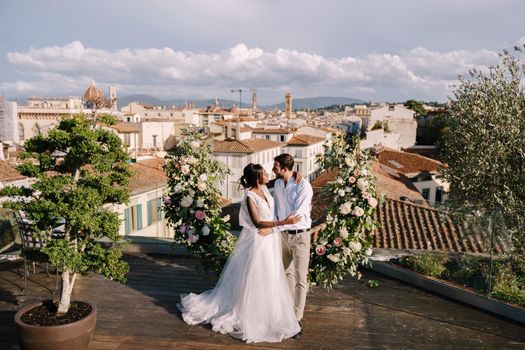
157, 197, 162, 217
124, 208, 131, 235
136, 204, 143, 230
147, 200, 153, 226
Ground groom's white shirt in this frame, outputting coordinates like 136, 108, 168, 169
273, 176, 313, 231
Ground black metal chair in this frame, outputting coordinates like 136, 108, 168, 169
14, 211, 59, 293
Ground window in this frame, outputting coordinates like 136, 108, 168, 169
124, 204, 143, 234
19, 123, 24, 142
147, 198, 162, 226
295, 163, 302, 172
265, 135, 270, 140
422, 188, 430, 201
152, 135, 157, 148
435, 187, 443, 203
295, 149, 302, 158
280, 135, 285, 142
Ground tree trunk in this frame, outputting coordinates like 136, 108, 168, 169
57, 270, 77, 314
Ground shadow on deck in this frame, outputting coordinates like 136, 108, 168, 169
0, 253, 524, 350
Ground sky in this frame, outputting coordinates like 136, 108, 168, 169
0, 0, 524, 105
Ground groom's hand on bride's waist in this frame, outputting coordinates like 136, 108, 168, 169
258, 227, 273, 236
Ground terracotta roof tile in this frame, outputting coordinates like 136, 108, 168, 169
129, 158, 166, 193
111, 123, 141, 133
378, 148, 444, 174
0, 161, 25, 183
213, 139, 285, 154
287, 134, 326, 146
251, 128, 294, 134
310, 191, 502, 254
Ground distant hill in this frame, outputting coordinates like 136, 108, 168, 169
263, 97, 365, 111
117, 95, 365, 111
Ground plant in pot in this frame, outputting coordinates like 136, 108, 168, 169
0, 115, 131, 350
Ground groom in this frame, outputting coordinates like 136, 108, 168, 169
271, 153, 313, 337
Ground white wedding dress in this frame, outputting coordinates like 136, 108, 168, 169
178, 185, 300, 343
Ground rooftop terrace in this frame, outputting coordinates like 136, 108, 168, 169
0, 253, 523, 349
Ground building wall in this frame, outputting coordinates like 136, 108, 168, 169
0, 99, 18, 143
284, 142, 324, 181
388, 119, 417, 149
361, 129, 401, 150
114, 185, 173, 238
370, 104, 415, 127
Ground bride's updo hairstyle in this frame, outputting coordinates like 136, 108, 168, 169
240, 163, 263, 189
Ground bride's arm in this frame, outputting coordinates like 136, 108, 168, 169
247, 197, 300, 229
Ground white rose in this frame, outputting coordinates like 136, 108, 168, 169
345, 186, 351, 193
188, 156, 198, 165
368, 197, 378, 208
326, 214, 333, 223
354, 206, 364, 217
339, 201, 352, 215
365, 248, 373, 256
197, 182, 207, 191
201, 225, 210, 236
223, 214, 230, 222
357, 178, 368, 191
349, 241, 362, 251
181, 195, 193, 208
196, 198, 204, 207
342, 246, 351, 256
189, 189, 195, 197
187, 234, 199, 244
336, 178, 344, 185
361, 169, 368, 176
340, 226, 349, 239
199, 173, 208, 182
181, 165, 190, 174
327, 254, 340, 263
191, 141, 200, 148
345, 157, 356, 168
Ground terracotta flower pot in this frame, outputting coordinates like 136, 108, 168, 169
14, 300, 97, 350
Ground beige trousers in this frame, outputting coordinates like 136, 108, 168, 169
281, 231, 311, 321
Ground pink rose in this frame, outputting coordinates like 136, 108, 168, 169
179, 225, 187, 234
362, 192, 370, 199
348, 176, 356, 184
368, 197, 378, 208
333, 237, 343, 247
163, 195, 171, 205
315, 245, 326, 255
353, 169, 361, 176
195, 210, 206, 220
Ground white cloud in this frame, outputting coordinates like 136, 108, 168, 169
2, 41, 502, 103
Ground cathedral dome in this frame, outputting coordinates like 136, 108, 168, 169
83, 81, 103, 102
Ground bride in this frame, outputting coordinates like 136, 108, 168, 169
178, 163, 301, 343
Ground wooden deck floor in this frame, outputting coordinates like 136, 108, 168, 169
0, 253, 524, 349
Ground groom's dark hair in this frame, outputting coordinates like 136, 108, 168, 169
274, 153, 294, 171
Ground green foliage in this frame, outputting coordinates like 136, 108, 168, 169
309, 133, 379, 288
441, 47, 525, 253
404, 99, 427, 116
164, 129, 236, 274
445, 254, 490, 292
399, 252, 448, 277
97, 114, 117, 126
367, 279, 380, 288
419, 112, 451, 146
0, 114, 131, 312
371, 121, 383, 130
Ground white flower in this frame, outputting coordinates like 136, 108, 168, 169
197, 182, 207, 191
196, 198, 205, 207
357, 178, 369, 191
336, 178, 344, 185
188, 156, 198, 164
188, 189, 195, 197
361, 169, 368, 176
349, 241, 362, 251
181, 165, 190, 174
201, 225, 210, 236
339, 201, 352, 215
365, 248, 373, 256
342, 246, 351, 256
199, 173, 208, 182
368, 197, 378, 208
223, 214, 230, 222
191, 141, 201, 148
221, 240, 229, 248
181, 195, 193, 208
327, 254, 340, 263
345, 186, 351, 193
354, 206, 364, 217
326, 214, 333, 223
345, 157, 356, 168
338, 189, 346, 197
340, 226, 349, 239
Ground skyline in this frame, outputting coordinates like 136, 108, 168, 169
1, 0, 524, 104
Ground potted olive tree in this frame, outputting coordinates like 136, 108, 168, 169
0, 115, 131, 350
